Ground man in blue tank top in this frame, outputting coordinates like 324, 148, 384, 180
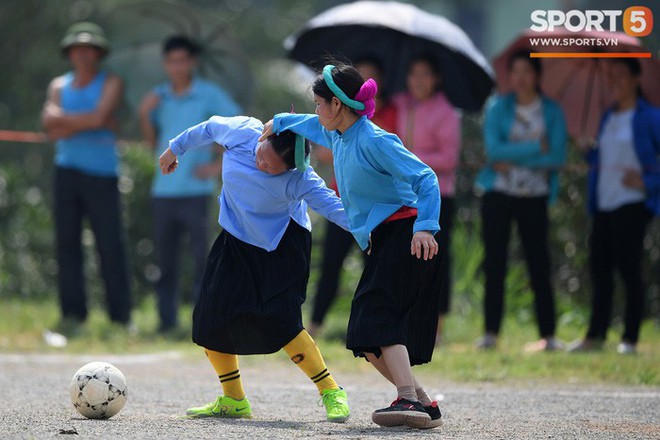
138, 36, 241, 334
41, 22, 131, 336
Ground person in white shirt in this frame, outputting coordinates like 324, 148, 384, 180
569, 58, 659, 355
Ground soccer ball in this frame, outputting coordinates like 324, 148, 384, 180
69, 362, 128, 419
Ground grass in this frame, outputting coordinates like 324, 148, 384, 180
314, 304, 660, 387
0, 296, 658, 387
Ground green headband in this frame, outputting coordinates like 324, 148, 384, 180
323, 65, 366, 111
294, 134, 309, 171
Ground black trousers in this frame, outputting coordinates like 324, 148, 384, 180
587, 202, 651, 344
481, 192, 556, 337
437, 197, 455, 315
54, 167, 131, 323
311, 220, 365, 325
152, 196, 210, 330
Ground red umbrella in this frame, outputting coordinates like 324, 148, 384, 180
494, 28, 660, 140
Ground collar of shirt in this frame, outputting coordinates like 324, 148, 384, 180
336, 116, 367, 142
159, 76, 201, 100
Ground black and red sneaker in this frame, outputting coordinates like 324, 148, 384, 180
371, 397, 431, 428
421, 401, 443, 429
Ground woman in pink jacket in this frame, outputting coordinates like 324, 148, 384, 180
393, 54, 461, 345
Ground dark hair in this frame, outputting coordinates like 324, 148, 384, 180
163, 35, 200, 56
312, 62, 364, 109
611, 57, 643, 98
408, 53, 440, 76
611, 57, 642, 77
269, 129, 310, 170
507, 49, 542, 93
354, 56, 385, 75
507, 49, 542, 77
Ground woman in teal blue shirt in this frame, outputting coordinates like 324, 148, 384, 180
475, 50, 567, 352
261, 63, 443, 430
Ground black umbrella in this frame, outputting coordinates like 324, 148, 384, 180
285, 0, 494, 112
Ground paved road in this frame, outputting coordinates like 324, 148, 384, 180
1, 352, 658, 439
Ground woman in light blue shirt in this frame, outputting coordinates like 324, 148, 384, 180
158, 115, 350, 422
261, 63, 443, 430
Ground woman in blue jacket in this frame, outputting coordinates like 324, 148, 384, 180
569, 58, 660, 355
475, 50, 567, 352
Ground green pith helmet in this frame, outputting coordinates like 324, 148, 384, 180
60, 22, 110, 56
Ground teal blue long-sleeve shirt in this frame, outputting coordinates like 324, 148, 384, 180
272, 113, 441, 250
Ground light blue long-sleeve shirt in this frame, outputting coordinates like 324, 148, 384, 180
272, 114, 441, 250
169, 116, 349, 251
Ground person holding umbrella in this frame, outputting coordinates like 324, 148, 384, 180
475, 49, 567, 352
260, 63, 443, 429
568, 58, 660, 355
392, 54, 461, 346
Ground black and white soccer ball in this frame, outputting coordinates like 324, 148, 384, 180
69, 362, 128, 419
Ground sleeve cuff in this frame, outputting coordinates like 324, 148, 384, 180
272, 114, 284, 134
169, 141, 185, 156
413, 219, 440, 235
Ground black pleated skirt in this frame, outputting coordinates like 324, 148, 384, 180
346, 217, 443, 366
192, 220, 311, 355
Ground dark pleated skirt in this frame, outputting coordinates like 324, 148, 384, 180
192, 220, 311, 355
346, 217, 443, 366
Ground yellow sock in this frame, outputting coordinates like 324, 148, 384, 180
283, 330, 339, 394
204, 349, 246, 400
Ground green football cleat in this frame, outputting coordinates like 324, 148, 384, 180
186, 395, 252, 418
321, 388, 350, 423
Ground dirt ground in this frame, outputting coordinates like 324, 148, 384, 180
1, 352, 659, 439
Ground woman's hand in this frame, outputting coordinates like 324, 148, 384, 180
411, 231, 439, 260
622, 169, 645, 191
576, 136, 595, 153
492, 162, 512, 173
158, 147, 178, 175
258, 119, 274, 142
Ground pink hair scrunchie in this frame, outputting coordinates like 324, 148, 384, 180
354, 78, 378, 119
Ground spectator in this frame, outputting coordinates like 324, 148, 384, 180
307, 58, 396, 338
475, 49, 567, 352
392, 54, 461, 346
41, 22, 131, 335
138, 35, 241, 333
568, 58, 660, 355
